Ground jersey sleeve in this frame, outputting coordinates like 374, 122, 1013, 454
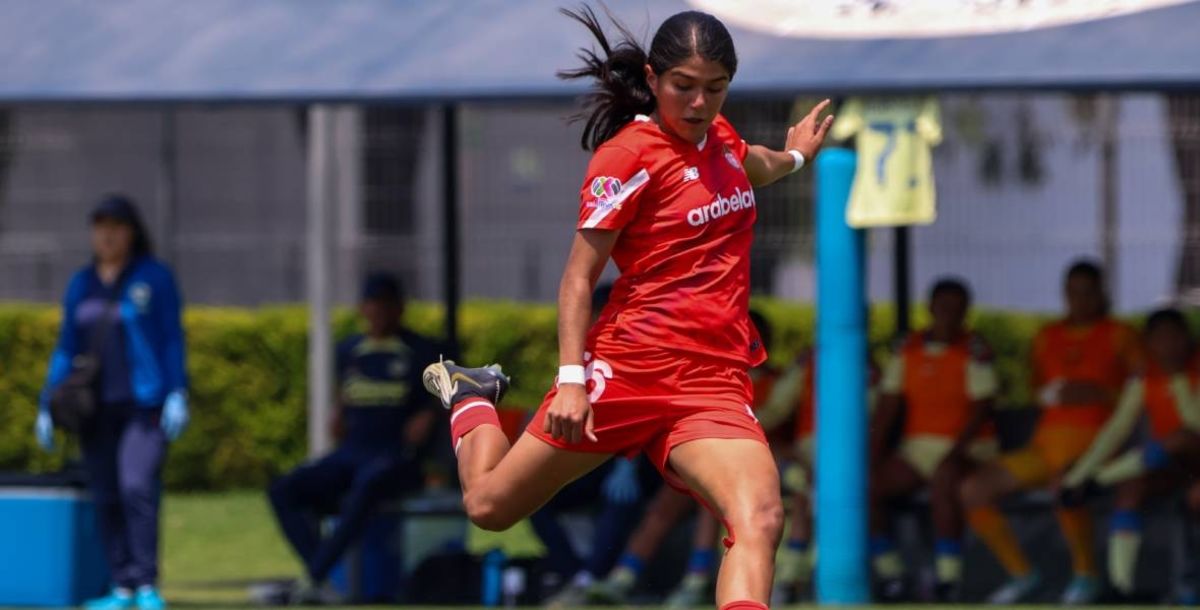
1063, 378, 1144, 487
880, 350, 905, 396
1169, 374, 1200, 433
967, 336, 999, 401
916, 96, 943, 145
577, 145, 651, 231
830, 97, 864, 141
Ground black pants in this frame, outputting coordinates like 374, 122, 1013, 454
268, 446, 422, 583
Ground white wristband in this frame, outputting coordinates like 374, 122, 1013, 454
557, 365, 586, 386
787, 149, 806, 173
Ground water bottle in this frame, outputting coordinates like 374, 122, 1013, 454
503, 565, 527, 608
481, 549, 506, 606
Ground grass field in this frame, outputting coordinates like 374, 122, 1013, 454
156, 492, 1172, 610
160, 491, 299, 604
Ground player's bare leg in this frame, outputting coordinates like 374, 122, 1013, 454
669, 438, 783, 607
961, 462, 1040, 603
424, 360, 609, 530
868, 455, 926, 600
929, 455, 975, 600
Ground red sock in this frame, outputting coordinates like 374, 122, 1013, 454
449, 398, 500, 452
720, 601, 768, 610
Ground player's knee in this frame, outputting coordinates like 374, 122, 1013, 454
730, 496, 785, 548
931, 462, 962, 498
959, 474, 990, 508
463, 491, 518, 532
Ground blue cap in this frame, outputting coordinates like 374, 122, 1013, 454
362, 272, 403, 302
90, 194, 139, 225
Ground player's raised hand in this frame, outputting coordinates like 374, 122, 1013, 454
544, 383, 598, 444
786, 99, 835, 161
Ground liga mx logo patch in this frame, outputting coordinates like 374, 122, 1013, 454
586, 176, 624, 211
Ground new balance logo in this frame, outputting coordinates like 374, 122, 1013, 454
687, 186, 756, 227
683, 167, 700, 182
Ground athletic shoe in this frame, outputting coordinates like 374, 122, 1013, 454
876, 575, 910, 603
544, 583, 588, 608
587, 568, 635, 605
134, 586, 167, 610
986, 571, 1041, 604
1059, 575, 1101, 606
422, 358, 509, 409
84, 589, 134, 610
934, 581, 960, 603
664, 573, 710, 609
247, 579, 340, 606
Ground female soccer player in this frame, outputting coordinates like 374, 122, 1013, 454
421, 7, 832, 610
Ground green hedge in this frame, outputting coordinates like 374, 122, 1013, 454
0, 299, 1054, 491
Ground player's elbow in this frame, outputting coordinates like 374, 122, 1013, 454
463, 491, 518, 532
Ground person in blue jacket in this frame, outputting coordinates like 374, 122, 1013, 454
36, 195, 189, 610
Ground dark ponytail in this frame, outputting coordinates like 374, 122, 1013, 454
558, 6, 738, 151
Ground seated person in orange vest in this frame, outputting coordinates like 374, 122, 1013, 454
1059, 308, 1200, 602
868, 278, 999, 602
960, 260, 1140, 605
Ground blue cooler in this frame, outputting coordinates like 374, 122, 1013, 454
0, 472, 109, 607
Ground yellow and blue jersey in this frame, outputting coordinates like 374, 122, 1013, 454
336, 330, 438, 448
831, 96, 942, 227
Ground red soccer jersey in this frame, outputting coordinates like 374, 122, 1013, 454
578, 114, 765, 367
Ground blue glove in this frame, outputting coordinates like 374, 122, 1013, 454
602, 458, 641, 505
34, 411, 54, 451
161, 390, 189, 441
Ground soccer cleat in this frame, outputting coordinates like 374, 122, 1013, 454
543, 583, 588, 608
934, 581, 960, 603
586, 568, 636, 605
664, 573, 710, 609
422, 358, 509, 410
875, 576, 909, 603
986, 571, 1041, 605
1059, 575, 1101, 606
84, 589, 135, 610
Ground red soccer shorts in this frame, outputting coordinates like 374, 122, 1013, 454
526, 344, 768, 492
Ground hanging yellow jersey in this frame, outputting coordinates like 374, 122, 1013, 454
831, 96, 942, 227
